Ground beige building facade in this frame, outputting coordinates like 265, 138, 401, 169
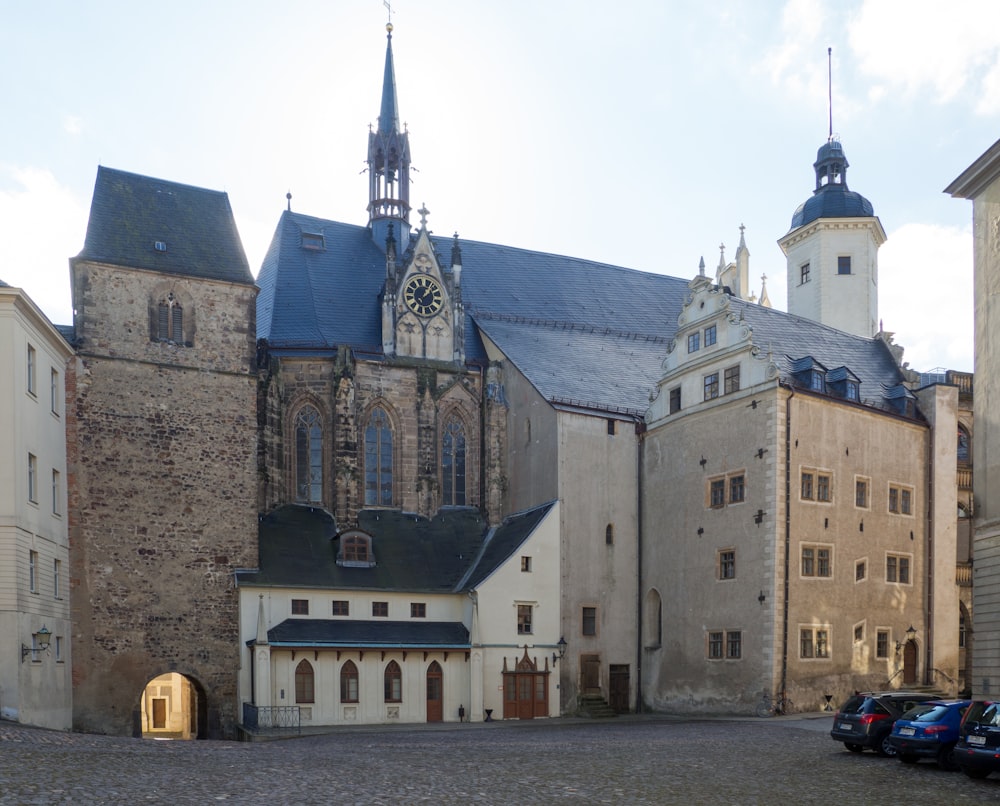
0, 282, 73, 729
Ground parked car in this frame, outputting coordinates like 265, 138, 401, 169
955, 700, 1000, 779
887, 699, 971, 770
830, 692, 938, 756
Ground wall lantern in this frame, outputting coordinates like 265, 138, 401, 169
552, 636, 567, 666
21, 625, 52, 662
896, 625, 918, 652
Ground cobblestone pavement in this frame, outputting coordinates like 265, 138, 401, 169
2, 715, 999, 805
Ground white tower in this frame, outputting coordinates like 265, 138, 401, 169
777, 138, 886, 337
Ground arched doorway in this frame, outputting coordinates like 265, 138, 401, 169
902, 641, 918, 685
138, 673, 207, 739
426, 661, 443, 723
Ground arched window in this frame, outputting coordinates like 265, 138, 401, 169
340, 660, 359, 703
958, 426, 971, 464
365, 407, 393, 506
384, 660, 402, 702
295, 659, 315, 703
294, 405, 323, 503
442, 417, 466, 506
156, 293, 184, 343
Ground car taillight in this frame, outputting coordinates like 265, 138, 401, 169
922, 725, 949, 734
859, 713, 888, 725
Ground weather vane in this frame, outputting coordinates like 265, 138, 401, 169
383, 0, 393, 24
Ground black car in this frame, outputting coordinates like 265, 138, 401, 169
955, 700, 1000, 779
830, 692, 938, 756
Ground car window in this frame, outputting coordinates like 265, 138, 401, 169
906, 705, 948, 722
840, 696, 866, 714
964, 702, 1000, 726
872, 701, 891, 716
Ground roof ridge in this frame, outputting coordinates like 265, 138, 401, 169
472, 311, 671, 344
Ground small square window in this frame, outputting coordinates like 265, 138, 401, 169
582, 606, 597, 636
521, 556, 532, 573
704, 325, 717, 346
411, 602, 426, 618
372, 601, 388, 618
332, 600, 349, 616
688, 332, 700, 353
838, 255, 851, 275
291, 599, 309, 615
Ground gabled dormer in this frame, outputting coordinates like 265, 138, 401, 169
790, 356, 829, 393
882, 383, 917, 418
826, 365, 861, 402
381, 214, 463, 363
335, 528, 376, 568
647, 268, 778, 426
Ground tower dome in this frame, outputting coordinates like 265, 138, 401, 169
788, 139, 874, 230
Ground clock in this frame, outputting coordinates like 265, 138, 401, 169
403, 275, 444, 317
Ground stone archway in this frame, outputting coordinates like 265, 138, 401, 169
138, 673, 207, 739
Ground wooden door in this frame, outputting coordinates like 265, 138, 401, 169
517, 674, 534, 719
582, 655, 601, 694
426, 661, 443, 722
609, 665, 630, 713
903, 640, 917, 685
152, 698, 167, 729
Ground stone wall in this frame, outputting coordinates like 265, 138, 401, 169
68, 261, 257, 738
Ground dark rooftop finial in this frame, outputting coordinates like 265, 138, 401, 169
827, 47, 833, 142
286, 191, 292, 211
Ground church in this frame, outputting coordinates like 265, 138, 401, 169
50, 23, 967, 737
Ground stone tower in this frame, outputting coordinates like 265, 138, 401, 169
778, 138, 886, 337
67, 167, 258, 738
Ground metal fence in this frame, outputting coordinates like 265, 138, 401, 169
242, 703, 301, 733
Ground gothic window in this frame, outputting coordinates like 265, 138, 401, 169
384, 660, 402, 702
364, 406, 393, 506
441, 417, 466, 506
295, 660, 315, 703
294, 405, 323, 503
156, 293, 185, 344
340, 660, 359, 703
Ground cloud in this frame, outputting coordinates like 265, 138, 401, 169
849, 0, 1000, 110
878, 221, 973, 372
761, 0, 829, 96
0, 166, 84, 325
62, 115, 83, 135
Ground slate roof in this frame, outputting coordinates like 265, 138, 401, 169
240, 500, 555, 594
263, 618, 469, 649
76, 167, 253, 285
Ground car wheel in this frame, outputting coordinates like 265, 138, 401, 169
962, 766, 991, 779
844, 743, 864, 753
937, 743, 959, 772
876, 733, 898, 758
899, 753, 918, 764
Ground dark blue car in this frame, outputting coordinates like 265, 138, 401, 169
955, 700, 1000, 779
887, 699, 972, 771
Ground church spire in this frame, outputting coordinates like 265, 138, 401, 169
368, 22, 411, 249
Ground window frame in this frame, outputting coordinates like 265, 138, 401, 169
703, 372, 719, 401
718, 549, 736, 580
801, 544, 833, 578
50, 368, 59, 415
517, 603, 533, 635
340, 660, 359, 703
29, 549, 38, 593
364, 406, 394, 507
687, 332, 700, 353
855, 559, 867, 583
372, 601, 389, 618
291, 598, 309, 615
729, 474, 745, 504
726, 630, 742, 660
520, 556, 532, 572
855, 477, 869, 509
876, 629, 890, 659
582, 606, 597, 636
724, 365, 740, 395
27, 344, 36, 396
800, 262, 810, 284
441, 415, 467, 506
293, 405, 323, 504
27, 453, 37, 503
384, 660, 402, 703
668, 386, 681, 414
294, 659, 315, 704
837, 255, 852, 275
799, 625, 831, 659
331, 600, 349, 616
888, 483, 914, 516
410, 602, 427, 618
52, 469, 61, 515
886, 552, 912, 585
704, 324, 717, 347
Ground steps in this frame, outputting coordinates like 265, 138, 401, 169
578, 694, 618, 718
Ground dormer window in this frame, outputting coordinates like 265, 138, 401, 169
791, 356, 828, 394
810, 371, 825, 392
826, 366, 860, 402
301, 232, 325, 251
337, 531, 376, 568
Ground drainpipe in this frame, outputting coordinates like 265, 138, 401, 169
924, 414, 934, 686
636, 420, 645, 714
781, 386, 794, 701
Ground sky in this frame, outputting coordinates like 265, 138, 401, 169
1, 0, 997, 373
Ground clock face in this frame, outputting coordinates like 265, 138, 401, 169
403, 275, 444, 317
